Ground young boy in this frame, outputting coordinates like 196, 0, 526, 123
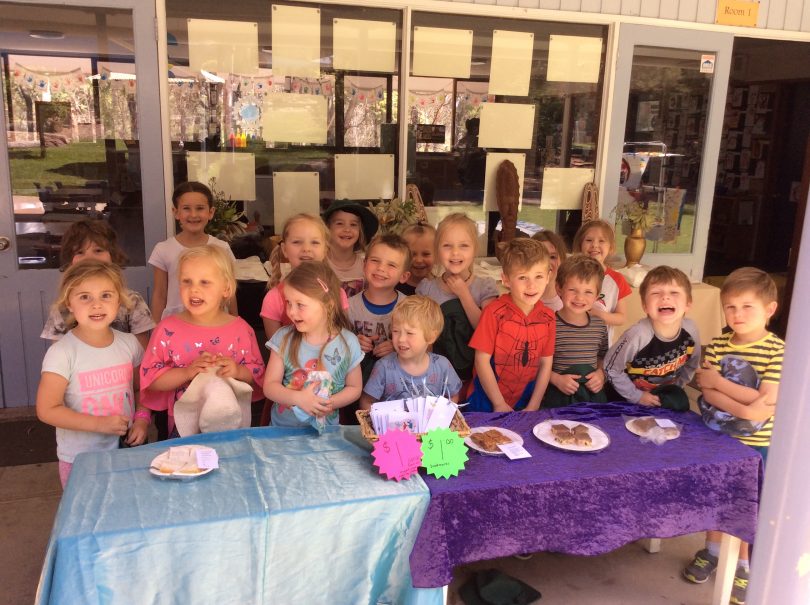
467, 238, 555, 412
604, 266, 700, 410
683, 267, 784, 605
360, 296, 462, 407
543, 254, 609, 407
397, 223, 436, 296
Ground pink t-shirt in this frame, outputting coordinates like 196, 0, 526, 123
260, 282, 350, 325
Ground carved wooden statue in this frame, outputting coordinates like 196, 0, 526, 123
494, 159, 520, 261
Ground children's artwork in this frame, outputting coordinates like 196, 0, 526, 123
371, 429, 423, 481
420, 427, 468, 479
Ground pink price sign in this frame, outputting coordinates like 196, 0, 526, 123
371, 429, 423, 482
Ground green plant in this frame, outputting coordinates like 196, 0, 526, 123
370, 195, 422, 235
205, 176, 246, 241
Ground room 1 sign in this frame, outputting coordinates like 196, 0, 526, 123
715, 0, 759, 27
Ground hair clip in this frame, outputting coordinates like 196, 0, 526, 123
316, 278, 329, 293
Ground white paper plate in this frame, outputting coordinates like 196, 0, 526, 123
465, 426, 524, 456
532, 419, 610, 453
625, 416, 681, 441
149, 445, 217, 480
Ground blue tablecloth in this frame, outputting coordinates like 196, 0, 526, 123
36, 427, 442, 605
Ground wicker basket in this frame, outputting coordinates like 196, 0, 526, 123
355, 409, 471, 443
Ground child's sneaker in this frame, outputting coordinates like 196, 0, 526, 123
683, 548, 719, 583
730, 567, 749, 604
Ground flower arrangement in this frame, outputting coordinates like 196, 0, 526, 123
370, 189, 427, 235
615, 191, 654, 234
205, 177, 247, 242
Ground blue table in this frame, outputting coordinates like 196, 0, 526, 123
36, 427, 442, 605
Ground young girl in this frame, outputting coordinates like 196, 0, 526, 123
149, 181, 237, 320
573, 219, 630, 345
397, 222, 436, 296
323, 200, 379, 297
263, 261, 363, 428
416, 213, 498, 381
41, 219, 155, 349
36, 261, 148, 487
532, 230, 568, 312
141, 245, 265, 436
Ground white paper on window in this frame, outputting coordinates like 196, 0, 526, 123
271, 5, 321, 79
333, 19, 396, 73
484, 153, 526, 211
489, 30, 533, 96
411, 27, 472, 79
540, 167, 594, 210
261, 93, 327, 145
478, 103, 535, 149
186, 152, 257, 201
546, 35, 602, 84
187, 19, 259, 75
273, 172, 320, 228
335, 154, 394, 200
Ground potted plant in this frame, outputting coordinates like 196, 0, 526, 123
615, 191, 654, 266
205, 177, 247, 242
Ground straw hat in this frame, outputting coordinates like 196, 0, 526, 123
173, 370, 253, 437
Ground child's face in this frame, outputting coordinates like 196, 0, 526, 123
580, 227, 611, 266
284, 284, 327, 335
281, 221, 327, 267
405, 233, 435, 281
502, 260, 550, 314
72, 239, 112, 265
179, 256, 231, 320
173, 192, 214, 235
328, 211, 361, 252
392, 319, 431, 362
642, 280, 692, 328
558, 275, 600, 315
721, 291, 777, 341
67, 276, 119, 331
540, 241, 561, 281
438, 225, 475, 276
363, 244, 409, 291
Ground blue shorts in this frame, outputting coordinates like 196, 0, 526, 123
466, 377, 536, 413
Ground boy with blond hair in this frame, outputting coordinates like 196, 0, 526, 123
604, 265, 700, 410
683, 267, 784, 605
360, 295, 462, 406
467, 238, 555, 412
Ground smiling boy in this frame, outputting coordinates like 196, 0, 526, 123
604, 265, 700, 409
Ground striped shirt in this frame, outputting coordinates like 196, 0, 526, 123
705, 331, 785, 447
552, 312, 609, 373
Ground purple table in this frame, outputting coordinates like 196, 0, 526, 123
410, 403, 762, 598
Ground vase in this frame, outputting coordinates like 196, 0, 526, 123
624, 227, 646, 267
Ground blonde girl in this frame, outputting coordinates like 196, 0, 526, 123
36, 261, 148, 487
322, 200, 379, 297
263, 261, 363, 427
397, 222, 437, 296
41, 219, 155, 349
141, 245, 265, 436
416, 213, 498, 380
573, 220, 630, 344
531, 230, 568, 312
149, 181, 237, 320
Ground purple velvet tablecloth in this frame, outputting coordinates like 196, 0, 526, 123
409, 403, 762, 588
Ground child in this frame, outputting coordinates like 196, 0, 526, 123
573, 219, 630, 345
416, 213, 499, 381
36, 261, 148, 487
604, 265, 700, 410
141, 245, 265, 436
684, 267, 784, 604
149, 181, 237, 320
397, 223, 436, 296
263, 261, 363, 427
531, 230, 568, 312
360, 296, 462, 407
543, 254, 609, 407
41, 219, 155, 349
323, 199, 379, 297
467, 238, 555, 412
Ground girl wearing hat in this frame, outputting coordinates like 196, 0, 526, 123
323, 200, 379, 298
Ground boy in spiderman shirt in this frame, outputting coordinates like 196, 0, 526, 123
467, 238, 555, 412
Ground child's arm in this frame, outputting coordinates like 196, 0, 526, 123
213, 354, 255, 384
36, 373, 128, 435
150, 267, 168, 321
591, 297, 627, 327
702, 383, 778, 422
474, 351, 511, 412
359, 392, 375, 410
147, 353, 214, 391
696, 361, 761, 404
549, 371, 581, 395
603, 325, 650, 404
262, 318, 282, 342
584, 358, 606, 394
524, 355, 553, 411
325, 365, 363, 410
263, 351, 331, 416
125, 369, 149, 446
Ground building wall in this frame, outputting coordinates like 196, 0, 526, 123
444, 0, 810, 33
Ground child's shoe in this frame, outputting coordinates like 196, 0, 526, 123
683, 548, 719, 583
730, 566, 749, 605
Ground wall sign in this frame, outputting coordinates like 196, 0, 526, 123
715, 0, 759, 28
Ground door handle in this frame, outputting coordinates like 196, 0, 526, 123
0, 237, 10, 251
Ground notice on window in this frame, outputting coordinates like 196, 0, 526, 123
484, 153, 526, 211
261, 93, 327, 145
489, 30, 533, 96
188, 19, 259, 75
540, 167, 594, 210
333, 19, 396, 73
412, 27, 472, 79
271, 5, 321, 78
478, 103, 535, 149
186, 152, 256, 201
335, 154, 394, 200
546, 35, 602, 84
273, 172, 320, 228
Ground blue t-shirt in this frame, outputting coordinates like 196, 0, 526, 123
267, 326, 363, 427
362, 352, 462, 402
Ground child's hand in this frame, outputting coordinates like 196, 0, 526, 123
296, 382, 332, 417
213, 354, 239, 378
638, 392, 661, 407
443, 273, 471, 297
695, 361, 721, 390
550, 372, 581, 396
492, 401, 512, 413
357, 334, 375, 353
96, 415, 129, 435
186, 352, 214, 380
125, 419, 149, 446
373, 339, 394, 358
584, 368, 605, 393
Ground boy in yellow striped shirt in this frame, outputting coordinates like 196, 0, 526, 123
683, 267, 784, 605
